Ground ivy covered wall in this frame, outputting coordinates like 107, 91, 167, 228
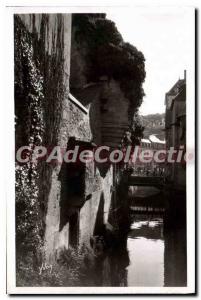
14, 14, 72, 284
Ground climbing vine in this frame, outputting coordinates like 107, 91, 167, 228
14, 15, 44, 265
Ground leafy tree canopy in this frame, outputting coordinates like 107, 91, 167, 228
72, 14, 146, 108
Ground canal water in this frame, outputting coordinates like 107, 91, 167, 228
127, 214, 164, 287
91, 187, 187, 287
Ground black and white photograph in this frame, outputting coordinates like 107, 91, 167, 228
5, 3, 195, 294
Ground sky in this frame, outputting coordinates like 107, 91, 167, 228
107, 7, 193, 115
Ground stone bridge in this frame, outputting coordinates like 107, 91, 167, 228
127, 175, 164, 188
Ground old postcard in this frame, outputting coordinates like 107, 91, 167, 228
6, 4, 195, 294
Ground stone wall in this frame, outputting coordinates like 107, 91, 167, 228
15, 14, 73, 263
16, 13, 125, 265
17, 14, 116, 263
70, 19, 132, 149
100, 79, 130, 148
164, 78, 186, 190
71, 79, 130, 149
44, 95, 114, 261
79, 164, 113, 246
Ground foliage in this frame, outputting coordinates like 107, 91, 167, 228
141, 113, 165, 140
14, 16, 44, 260
15, 16, 44, 148
73, 14, 122, 47
73, 14, 146, 108
16, 246, 96, 287
131, 112, 144, 145
14, 17, 97, 287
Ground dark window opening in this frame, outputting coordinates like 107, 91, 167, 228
100, 98, 108, 113
59, 137, 95, 232
69, 211, 80, 248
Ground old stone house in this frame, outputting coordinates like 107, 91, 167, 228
164, 71, 186, 191
15, 13, 135, 263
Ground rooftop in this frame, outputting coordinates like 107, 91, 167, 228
149, 135, 166, 144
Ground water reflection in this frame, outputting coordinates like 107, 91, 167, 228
94, 212, 186, 287
127, 215, 164, 287
93, 240, 129, 286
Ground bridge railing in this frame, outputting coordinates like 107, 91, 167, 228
130, 166, 165, 178
127, 175, 165, 187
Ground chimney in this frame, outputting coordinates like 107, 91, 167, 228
184, 70, 186, 80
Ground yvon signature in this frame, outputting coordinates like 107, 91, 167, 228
39, 262, 53, 275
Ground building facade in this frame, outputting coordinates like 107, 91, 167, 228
15, 14, 137, 265
130, 135, 166, 176
164, 71, 186, 191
